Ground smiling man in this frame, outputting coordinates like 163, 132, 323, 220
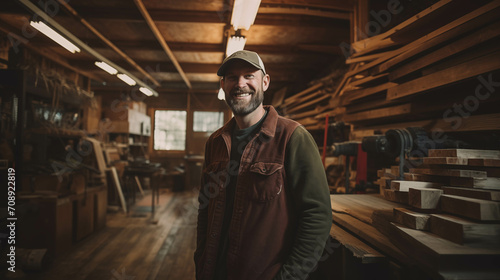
194, 50, 332, 280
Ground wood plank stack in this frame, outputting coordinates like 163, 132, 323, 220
385, 148, 500, 276
278, 0, 500, 136
361, 148, 500, 277
331, 194, 500, 279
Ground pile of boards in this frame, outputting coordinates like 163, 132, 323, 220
372, 148, 500, 278
278, 0, 500, 138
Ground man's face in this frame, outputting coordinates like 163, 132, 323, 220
221, 60, 270, 116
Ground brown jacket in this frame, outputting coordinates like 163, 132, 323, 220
195, 106, 330, 280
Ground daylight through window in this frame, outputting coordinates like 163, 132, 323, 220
193, 111, 224, 133
154, 110, 187, 150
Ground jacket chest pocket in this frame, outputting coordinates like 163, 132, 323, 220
247, 162, 284, 202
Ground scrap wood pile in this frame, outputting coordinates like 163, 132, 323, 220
365, 148, 500, 278
278, 0, 500, 138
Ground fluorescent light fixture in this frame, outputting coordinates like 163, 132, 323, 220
217, 88, 225, 100
117, 74, 137, 86
231, 0, 261, 30
139, 87, 154, 96
94, 61, 118, 75
30, 21, 80, 53
226, 35, 247, 56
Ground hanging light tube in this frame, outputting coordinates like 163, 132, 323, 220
117, 74, 137, 86
94, 61, 118, 75
139, 87, 154, 96
226, 35, 247, 56
30, 21, 80, 53
231, 0, 261, 30
18, 0, 159, 96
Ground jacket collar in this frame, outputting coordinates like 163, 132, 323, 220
214, 105, 279, 139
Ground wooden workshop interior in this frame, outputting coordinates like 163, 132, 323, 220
1, 0, 499, 279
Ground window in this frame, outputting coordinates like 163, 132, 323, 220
154, 110, 187, 150
193, 111, 224, 133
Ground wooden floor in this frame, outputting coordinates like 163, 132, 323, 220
27, 189, 198, 280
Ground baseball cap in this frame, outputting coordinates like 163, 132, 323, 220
217, 50, 266, 76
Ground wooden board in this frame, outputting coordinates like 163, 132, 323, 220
290, 104, 329, 120
376, 177, 393, 189
314, 107, 345, 119
378, 1, 500, 73
390, 222, 500, 273
423, 157, 469, 166
350, 0, 454, 53
443, 186, 500, 201
390, 180, 441, 192
440, 194, 500, 221
408, 188, 443, 210
331, 194, 404, 224
349, 0, 500, 78
85, 137, 107, 181
346, 73, 388, 88
382, 189, 408, 205
428, 149, 500, 159
409, 168, 487, 178
330, 223, 386, 264
449, 177, 500, 190
332, 212, 412, 265
341, 82, 397, 105
343, 103, 412, 123
393, 208, 430, 230
285, 90, 324, 109
377, 168, 392, 178
352, 112, 500, 135
286, 93, 331, 114
388, 20, 500, 81
469, 159, 500, 167
404, 173, 451, 185
429, 214, 500, 247
109, 167, 127, 213
386, 51, 500, 100
281, 83, 323, 106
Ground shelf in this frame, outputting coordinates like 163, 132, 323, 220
130, 143, 148, 147
26, 127, 86, 137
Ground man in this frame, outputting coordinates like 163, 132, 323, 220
195, 50, 332, 280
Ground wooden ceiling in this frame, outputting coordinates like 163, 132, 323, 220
0, 0, 352, 96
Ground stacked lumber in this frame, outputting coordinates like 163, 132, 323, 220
367, 148, 500, 277
277, 74, 345, 130
331, 194, 500, 279
279, 0, 500, 136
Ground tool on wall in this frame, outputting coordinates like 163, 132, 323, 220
361, 127, 446, 179
328, 141, 367, 193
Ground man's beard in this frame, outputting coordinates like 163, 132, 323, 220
226, 87, 264, 116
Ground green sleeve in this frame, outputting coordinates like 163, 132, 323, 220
274, 126, 333, 280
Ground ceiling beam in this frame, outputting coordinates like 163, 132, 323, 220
133, 0, 192, 89
55, 0, 161, 87
72, 60, 331, 75
261, 0, 354, 12
258, 7, 350, 20
75, 40, 346, 55
69, 8, 348, 26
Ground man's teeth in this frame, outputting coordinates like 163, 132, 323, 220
235, 93, 250, 97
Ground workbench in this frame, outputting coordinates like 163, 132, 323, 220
329, 194, 500, 280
